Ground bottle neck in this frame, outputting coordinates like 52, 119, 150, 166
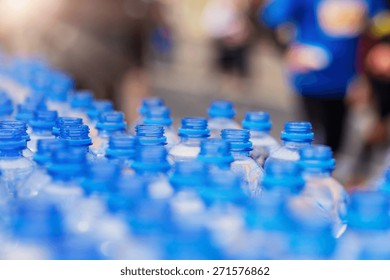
0, 149, 23, 158
250, 131, 272, 140
98, 129, 124, 137
180, 137, 204, 144
205, 162, 231, 171
303, 169, 332, 178
231, 150, 250, 157
32, 128, 53, 135
283, 141, 311, 149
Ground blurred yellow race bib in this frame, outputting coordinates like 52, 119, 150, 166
318, 0, 367, 38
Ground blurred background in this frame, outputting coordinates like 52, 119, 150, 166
0, 0, 390, 187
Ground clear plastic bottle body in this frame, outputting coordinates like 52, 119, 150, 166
18, 166, 51, 199
91, 131, 126, 159
336, 230, 390, 259
250, 131, 280, 166
38, 180, 84, 214
163, 126, 178, 150
169, 138, 203, 162
267, 142, 311, 164
0, 156, 34, 197
302, 173, 348, 238
230, 151, 264, 196
208, 118, 240, 138
46, 100, 70, 117
28, 132, 55, 153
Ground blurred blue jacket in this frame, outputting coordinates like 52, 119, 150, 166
261, 0, 388, 97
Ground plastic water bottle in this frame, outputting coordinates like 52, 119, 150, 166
244, 192, 292, 259
169, 161, 207, 227
38, 149, 86, 212
287, 209, 336, 260
201, 170, 248, 258
260, 161, 330, 229
91, 111, 127, 158
19, 139, 66, 199
105, 175, 162, 259
197, 139, 233, 172
131, 97, 165, 133
207, 100, 240, 138
0, 129, 35, 197
132, 145, 173, 199
135, 124, 167, 147
82, 161, 121, 197
28, 110, 57, 153
68, 90, 94, 122
0, 120, 33, 159
52, 117, 83, 138
336, 191, 390, 259
144, 106, 178, 150
127, 146, 176, 259
0, 91, 13, 120
105, 135, 137, 171
242, 112, 280, 166
169, 117, 210, 162
15, 100, 47, 133
299, 145, 349, 238
86, 100, 114, 137
7, 199, 103, 260
266, 122, 314, 165
59, 124, 95, 161
3, 200, 63, 259
221, 129, 264, 196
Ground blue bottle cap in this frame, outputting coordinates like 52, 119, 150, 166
347, 191, 390, 230
136, 124, 167, 146
48, 149, 87, 179
139, 97, 164, 115
95, 111, 127, 133
144, 106, 173, 127
86, 100, 114, 121
0, 91, 13, 117
59, 124, 92, 147
170, 160, 207, 188
29, 110, 58, 130
0, 120, 30, 141
0, 128, 26, 150
12, 199, 64, 240
221, 129, 252, 152
178, 117, 210, 138
380, 169, 390, 195
299, 145, 336, 172
106, 135, 137, 159
49, 72, 74, 102
52, 117, 83, 136
131, 145, 170, 173
262, 160, 305, 194
281, 122, 314, 143
242, 111, 272, 132
208, 100, 236, 119
34, 139, 67, 165
82, 161, 122, 195
70, 90, 94, 109
198, 139, 234, 165
202, 170, 247, 205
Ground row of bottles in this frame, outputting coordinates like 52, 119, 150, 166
0, 56, 388, 259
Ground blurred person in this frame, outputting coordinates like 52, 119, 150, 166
202, 0, 254, 94
0, 0, 174, 123
339, 10, 390, 185
261, 0, 388, 154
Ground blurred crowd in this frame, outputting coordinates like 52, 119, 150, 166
1, 0, 390, 186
